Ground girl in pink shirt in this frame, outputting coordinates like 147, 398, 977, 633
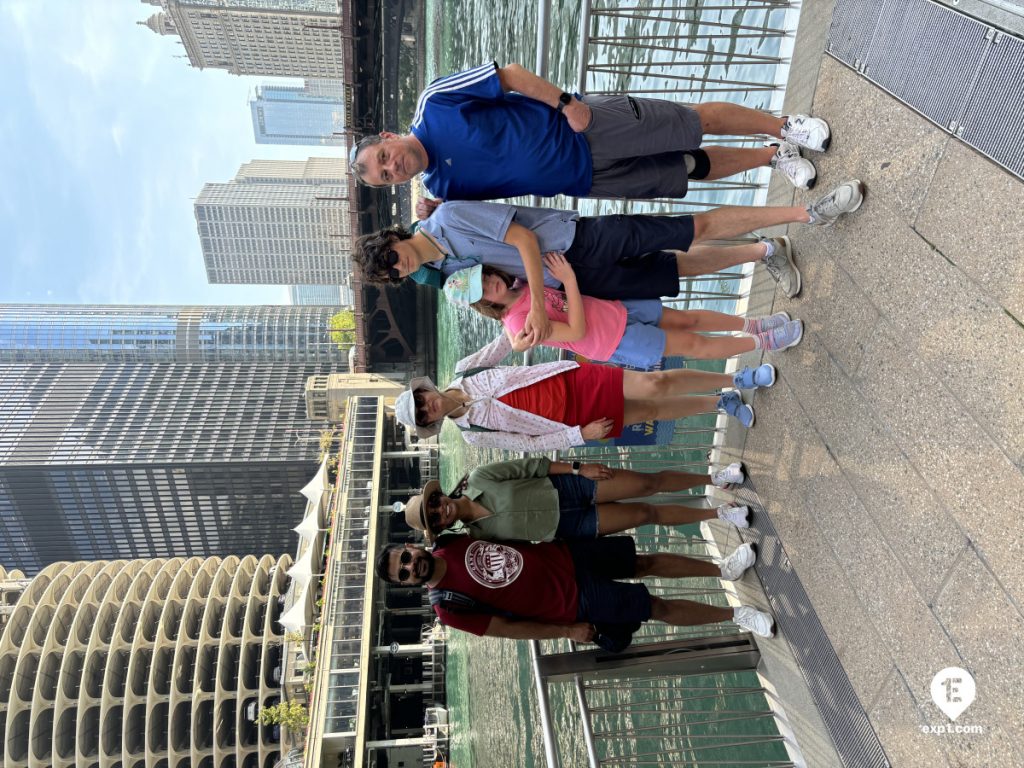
444, 254, 803, 370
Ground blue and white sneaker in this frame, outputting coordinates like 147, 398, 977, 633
733, 364, 777, 390
718, 391, 755, 428
757, 320, 803, 352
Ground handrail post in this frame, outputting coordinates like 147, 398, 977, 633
529, 640, 562, 768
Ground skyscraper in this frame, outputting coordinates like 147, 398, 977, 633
0, 554, 291, 767
0, 359, 333, 574
141, 0, 349, 79
0, 304, 351, 364
251, 81, 346, 146
196, 160, 353, 286
288, 286, 343, 306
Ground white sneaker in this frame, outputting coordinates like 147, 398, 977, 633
716, 503, 750, 528
711, 462, 745, 489
808, 180, 865, 226
719, 542, 757, 581
733, 605, 775, 638
782, 114, 831, 152
770, 141, 816, 190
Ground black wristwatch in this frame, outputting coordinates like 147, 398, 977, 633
571, 460, 582, 475
556, 92, 573, 113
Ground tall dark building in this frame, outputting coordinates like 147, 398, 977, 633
0, 305, 340, 574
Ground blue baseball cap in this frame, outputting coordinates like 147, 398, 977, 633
443, 265, 483, 307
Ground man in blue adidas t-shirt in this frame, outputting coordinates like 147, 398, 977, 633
350, 61, 832, 211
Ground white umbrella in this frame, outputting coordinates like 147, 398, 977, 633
293, 499, 322, 542
279, 598, 309, 633
300, 457, 330, 507
287, 546, 314, 588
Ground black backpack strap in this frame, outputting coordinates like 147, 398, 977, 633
428, 588, 519, 620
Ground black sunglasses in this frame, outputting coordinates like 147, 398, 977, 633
385, 249, 401, 281
413, 390, 431, 426
397, 550, 415, 582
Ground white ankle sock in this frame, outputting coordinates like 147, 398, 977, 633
761, 240, 775, 260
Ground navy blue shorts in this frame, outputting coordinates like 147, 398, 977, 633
569, 537, 653, 625
565, 215, 692, 301
549, 473, 599, 539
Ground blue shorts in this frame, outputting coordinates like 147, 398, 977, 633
568, 537, 652, 624
549, 473, 599, 539
608, 300, 667, 370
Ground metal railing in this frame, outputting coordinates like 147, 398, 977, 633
524, 2, 801, 766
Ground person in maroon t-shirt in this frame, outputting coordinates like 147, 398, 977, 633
374, 535, 776, 640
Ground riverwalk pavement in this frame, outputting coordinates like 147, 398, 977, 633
712, 2, 1024, 766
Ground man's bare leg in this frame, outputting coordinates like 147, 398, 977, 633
650, 596, 734, 626
674, 242, 766, 277
692, 205, 810, 242
701, 145, 777, 181
693, 102, 786, 138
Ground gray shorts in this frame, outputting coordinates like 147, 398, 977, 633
581, 94, 704, 199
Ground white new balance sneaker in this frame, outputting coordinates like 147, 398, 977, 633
770, 141, 817, 190
782, 114, 831, 152
719, 542, 757, 581
733, 605, 776, 638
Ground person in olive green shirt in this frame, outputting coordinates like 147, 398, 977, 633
403, 457, 752, 543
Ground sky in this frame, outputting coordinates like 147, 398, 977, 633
0, 0, 340, 306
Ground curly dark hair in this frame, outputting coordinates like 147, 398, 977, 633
470, 266, 519, 320
349, 134, 385, 186
353, 225, 414, 285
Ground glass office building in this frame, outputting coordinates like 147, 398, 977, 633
251, 82, 345, 146
0, 304, 350, 364
0, 360, 334, 574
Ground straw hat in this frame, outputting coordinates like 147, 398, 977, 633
404, 479, 442, 543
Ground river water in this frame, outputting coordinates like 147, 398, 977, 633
418, 2, 798, 765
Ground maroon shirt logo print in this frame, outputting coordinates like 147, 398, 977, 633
465, 541, 524, 588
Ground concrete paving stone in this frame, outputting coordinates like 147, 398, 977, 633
809, 59, 951, 224
931, 549, 1024, 767
783, 249, 880, 375
742, 381, 896, 704
764, 333, 968, 598
756, 367, 959, 690
804, 204, 1024, 465
787, 450, 959, 695
868, 667, 954, 768
915, 138, 1024, 321
853, 328, 1024, 609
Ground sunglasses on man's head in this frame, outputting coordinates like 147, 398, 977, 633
397, 549, 415, 582
385, 249, 401, 281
